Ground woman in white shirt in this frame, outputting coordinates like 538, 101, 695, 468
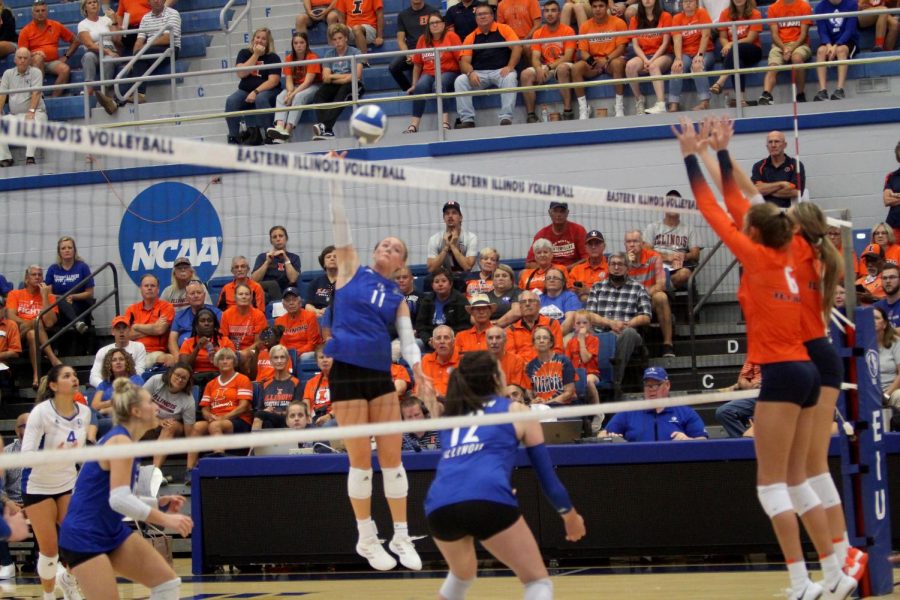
874, 306, 900, 413
77, 0, 121, 114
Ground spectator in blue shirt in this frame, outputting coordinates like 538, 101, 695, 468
45, 235, 94, 334
874, 263, 900, 327
598, 367, 708, 442
812, 0, 859, 101
538, 267, 582, 334
168, 280, 222, 352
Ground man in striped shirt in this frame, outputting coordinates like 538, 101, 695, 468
625, 229, 674, 358
125, 0, 181, 101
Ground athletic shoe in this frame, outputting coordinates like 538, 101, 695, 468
634, 96, 645, 114
455, 120, 475, 129
56, 566, 82, 600
578, 104, 590, 120
499, 118, 512, 125
661, 344, 676, 358
0, 564, 15, 579
614, 103, 625, 117
267, 126, 290, 141
312, 123, 325, 140
796, 92, 807, 103
758, 91, 774, 105
95, 91, 118, 115
786, 580, 823, 600
813, 89, 829, 102
822, 574, 857, 600
389, 535, 423, 571
319, 130, 335, 138
830, 88, 845, 100
844, 547, 868, 581
645, 101, 667, 114
562, 109, 574, 120
356, 536, 397, 571
526, 112, 539, 124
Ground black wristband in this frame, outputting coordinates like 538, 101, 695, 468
684, 154, 702, 179
716, 149, 733, 180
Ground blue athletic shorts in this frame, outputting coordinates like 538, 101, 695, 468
759, 361, 820, 408
804, 337, 843, 389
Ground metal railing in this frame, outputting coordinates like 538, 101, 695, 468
35, 262, 121, 384
220, 0, 253, 69
103, 25, 177, 120
686, 241, 739, 374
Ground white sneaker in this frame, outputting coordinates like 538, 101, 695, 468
0, 563, 15, 579
56, 567, 83, 600
312, 123, 326, 140
634, 96, 645, 115
822, 574, 857, 600
578, 104, 590, 120
389, 534, 423, 571
614, 103, 625, 117
356, 536, 397, 571
645, 101, 667, 114
786, 580, 823, 600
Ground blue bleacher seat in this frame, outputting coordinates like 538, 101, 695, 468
596, 331, 616, 392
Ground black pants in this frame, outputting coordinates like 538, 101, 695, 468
124, 47, 181, 94
723, 43, 762, 89
314, 82, 365, 130
389, 55, 413, 90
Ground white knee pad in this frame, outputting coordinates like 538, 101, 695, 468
37, 553, 58, 581
523, 577, 554, 600
149, 577, 181, 600
788, 481, 822, 516
757, 483, 794, 518
382, 465, 409, 499
439, 572, 474, 600
347, 467, 373, 500
808, 473, 842, 509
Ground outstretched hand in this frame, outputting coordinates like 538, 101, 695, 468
707, 116, 734, 151
671, 117, 701, 157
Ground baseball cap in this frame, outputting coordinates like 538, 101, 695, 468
282, 286, 301, 299
862, 243, 884, 258
466, 294, 496, 309
549, 202, 568, 210
642, 366, 669, 381
666, 189, 682, 198
586, 230, 605, 242
173, 256, 191, 268
442, 201, 462, 214
111, 315, 130, 328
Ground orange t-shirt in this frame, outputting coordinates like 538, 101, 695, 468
337, 0, 382, 27
6, 289, 58, 321
465, 276, 494, 299
275, 310, 324, 354
0, 320, 22, 354
124, 299, 175, 354
498, 351, 531, 390
421, 350, 459, 396
565, 334, 600, 375
18, 19, 74, 61
629, 11, 673, 55
578, 16, 628, 59
180, 336, 236, 373
518, 264, 569, 293
857, 275, 886, 300
303, 372, 331, 415
569, 259, 608, 291
672, 9, 714, 55
117, 0, 152, 27
391, 363, 411, 386
506, 316, 563, 363
282, 51, 323, 85
412, 32, 463, 76
497, 0, 542, 38
628, 247, 664, 290
256, 347, 293, 382
717, 8, 763, 46
766, 0, 813, 44
220, 306, 268, 351
530, 23, 576, 65
201, 373, 253, 424
455, 326, 490, 354
857, 244, 900, 276
216, 279, 266, 310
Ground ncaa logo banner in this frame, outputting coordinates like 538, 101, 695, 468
118, 182, 223, 287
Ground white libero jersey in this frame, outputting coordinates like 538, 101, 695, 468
21, 400, 91, 495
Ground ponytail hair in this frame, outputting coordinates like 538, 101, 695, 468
111, 377, 144, 425
443, 351, 502, 417
746, 203, 793, 249
36, 364, 68, 403
790, 202, 843, 319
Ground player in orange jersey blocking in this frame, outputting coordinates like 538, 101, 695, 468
337, 0, 384, 58
571, 0, 627, 118
758, 0, 813, 104
520, 0, 577, 122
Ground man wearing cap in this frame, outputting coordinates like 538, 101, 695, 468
506, 290, 563, 362
168, 279, 222, 351
598, 367, 708, 441
17, 0, 78, 96
874, 264, 900, 327
275, 286, 323, 358
420, 325, 459, 397
426, 201, 479, 276
751, 131, 807, 208
625, 230, 674, 358
569, 230, 608, 301
0, 297, 22, 399
456, 294, 496, 353
642, 192, 702, 291
856, 243, 886, 302
124, 274, 176, 369
525, 202, 587, 268
486, 325, 532, 393
90, 316, 147, 387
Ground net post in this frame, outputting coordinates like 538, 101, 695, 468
839, 208, 857, 315
841, 305, 893, 596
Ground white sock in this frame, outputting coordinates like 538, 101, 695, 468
43, 592, 55, 600
577, 96, 588, 109
357, 518, 377, 540
820, 553, 843, 585
833, 534, 850, 566
615, 94, 624, 105
787, 560, 809, 592
393, 522, 409, 539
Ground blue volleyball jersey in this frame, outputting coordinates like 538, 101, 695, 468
59, 425, 138, 554
424, 396, 519, 515
325, 266, 404, 372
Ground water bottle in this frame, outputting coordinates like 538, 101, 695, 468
541, 105, 549, 123
206, 341, 215, 355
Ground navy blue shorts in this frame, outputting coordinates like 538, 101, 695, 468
230, 417, 252, 433
759, 361, 820, 408
804, 337, 843, 389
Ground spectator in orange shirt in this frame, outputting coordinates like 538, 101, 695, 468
709, 0, 763, 98
569, 229, 608, 301
857, 243, 887, 303
571, 0, 627, 118
857, 223, 900, 275
521, 1, 577, 122
275, 286, 324, 358
252, 325, 291, 382
420, 324, 459, 397
116, 0, 151, 54
758, 0, 813, 104
565, 310, 601, 405
220, 283, 268, 373
0, 296, 22, 397
124, 273, 176, 370
179, 308, 237, 387
303, 344, 335, 425
337, 0, 384, 56
18, 0, 79, 97
498, 0, 542, 40
455, 294, 496, 353
267, 32, 323, 143
624, 0, 673, 115
625, 230, 673, 357
6, 265, 60, 389
485, 324, 532, 393
405, 12, 462, 134
391, 362, 412, 396
295, 0, 341, 38
668, 0, 715, 111
519, 238, 570, 293
216, 255, 266, 310
506, 290, 563, 362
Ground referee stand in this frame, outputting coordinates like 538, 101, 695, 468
840, 305, 893, 597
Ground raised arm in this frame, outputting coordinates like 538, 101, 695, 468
329, 157, 360, 286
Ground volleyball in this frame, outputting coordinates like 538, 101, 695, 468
349, 105, 387, 145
